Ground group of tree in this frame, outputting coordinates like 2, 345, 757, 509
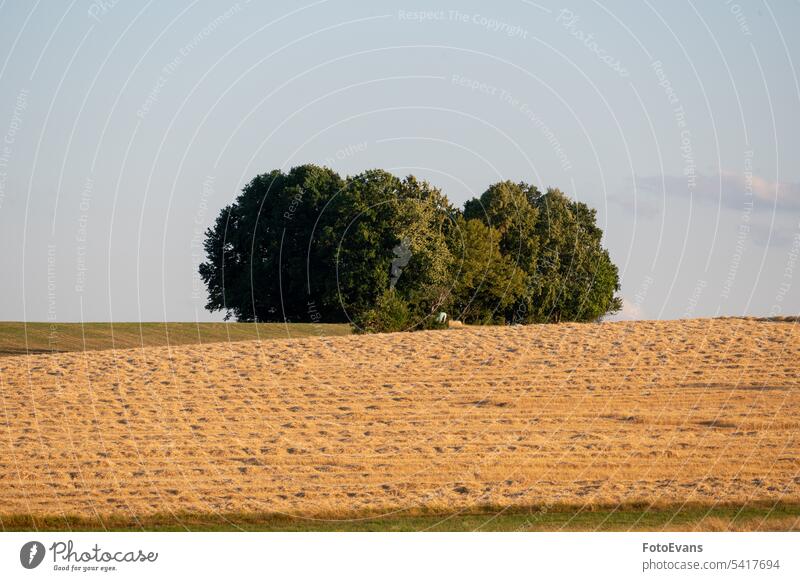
199, 164, 622, 332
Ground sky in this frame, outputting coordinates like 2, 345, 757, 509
0, 0, 798, 323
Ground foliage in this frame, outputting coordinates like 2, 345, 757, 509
352, 288, 411, 334
462, 180, 540, 323
199, 164, 344, 322
463, 180, 540, 263
526, 188, 622, 322
449, 217, 527, 324
200, 167, 621, 330
461, 183, 621, 323
319, 170, 455, 324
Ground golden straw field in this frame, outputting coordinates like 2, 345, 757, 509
0, 318, 798, 529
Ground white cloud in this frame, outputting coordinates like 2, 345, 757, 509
607, 298, 644, 321
628, 172, 800, 212
720, 171, 800, 209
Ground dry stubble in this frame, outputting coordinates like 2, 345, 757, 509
0, 318, 798, 520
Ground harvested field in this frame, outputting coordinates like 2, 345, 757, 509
0, 317, 798, 529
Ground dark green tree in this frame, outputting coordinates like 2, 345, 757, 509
201, 168, 621, 329
322, 170, 456, 329
198, 164, 345, 322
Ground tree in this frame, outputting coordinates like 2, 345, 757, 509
321, 170, 456, 329
463, 180, 540, 260
459, 182, 620, 323
527, 188, 621, 322
449, 217, 527, 324
462, 180, 540, 322
200, 168, 621, 329
198, 164, 345, 322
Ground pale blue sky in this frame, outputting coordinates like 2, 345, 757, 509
1, 0, 798, 322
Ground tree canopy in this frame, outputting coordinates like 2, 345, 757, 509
200, 164, 621, 330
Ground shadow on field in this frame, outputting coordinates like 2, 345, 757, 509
2, 503, 798, 532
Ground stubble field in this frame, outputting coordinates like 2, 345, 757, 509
0, 317, 798, 530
